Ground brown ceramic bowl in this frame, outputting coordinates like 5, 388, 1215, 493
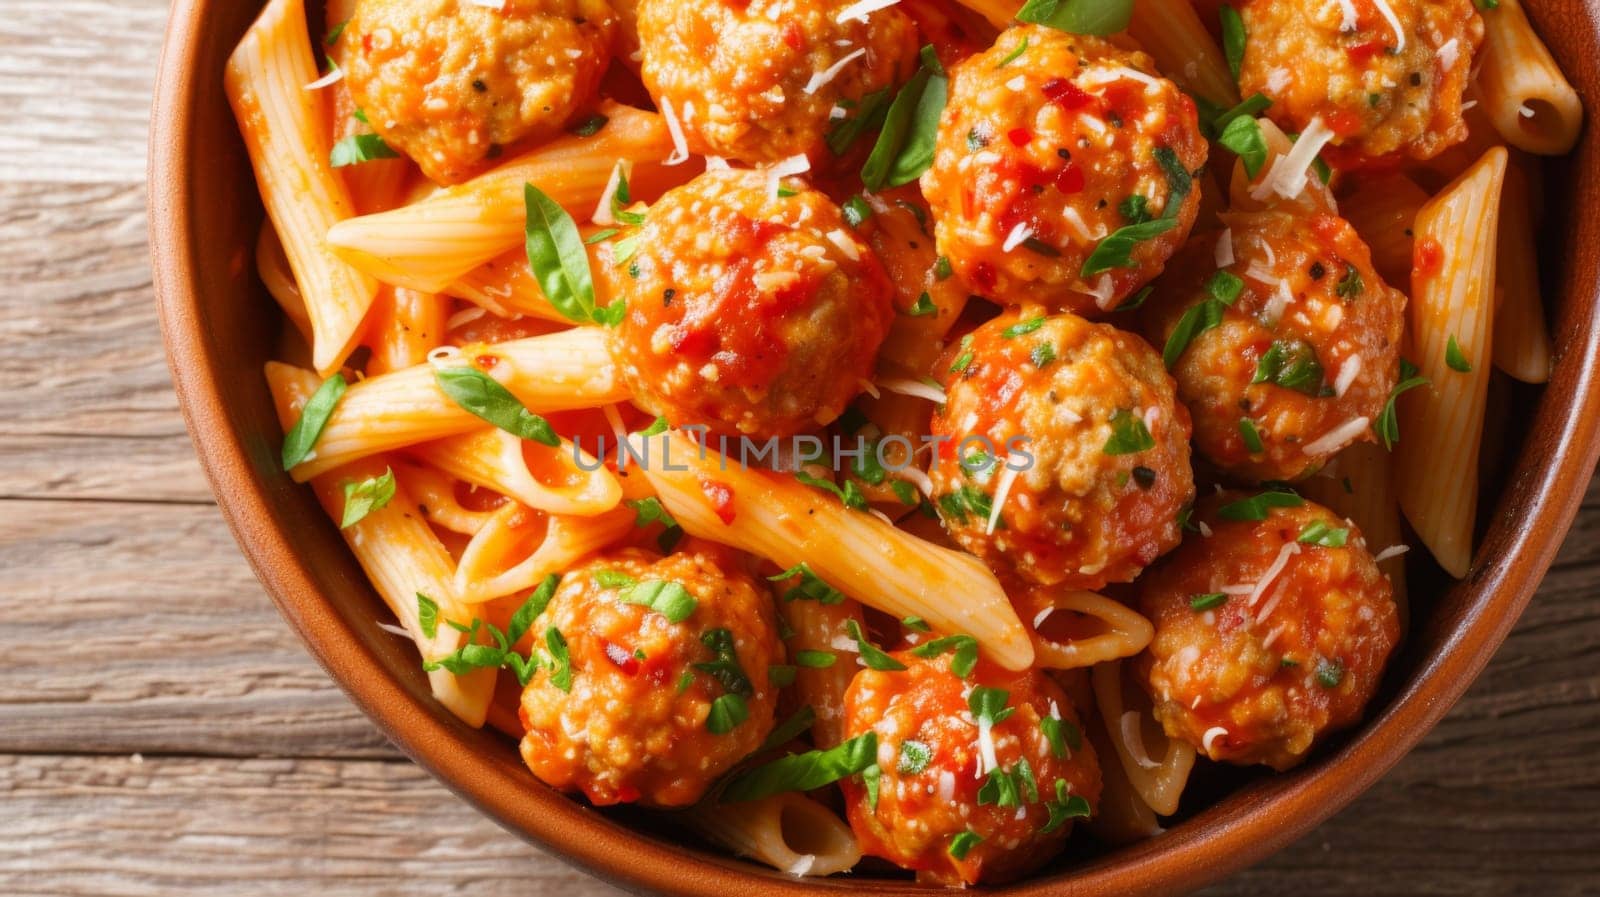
150, 1, 1600, 893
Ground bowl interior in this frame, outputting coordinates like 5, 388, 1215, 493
150, 2, 1600, 894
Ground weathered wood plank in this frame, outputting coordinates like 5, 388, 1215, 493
0, 499, 392, 757
0, 755, 628, 897
0, 0, 168, 185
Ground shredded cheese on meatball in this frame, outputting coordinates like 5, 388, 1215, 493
877, 377, 948, 404
1252, 116, 1336, 201
985, 453, 1027, 536
1248, 541, 1302, 608
835, 0, 900, 23
1201, 726, 1229, 754
1302, 416, 1371, 455
804, 47, 868, 95
1215, 229, 1235, 268
1334, 354, 1363, 397
661, 99, 691, 166
1371, 0, 1407, 53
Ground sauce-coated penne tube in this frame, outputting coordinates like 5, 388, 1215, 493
629, 430, 1035, 671
682, 792, 862, 878
1476, 0, 1583, 155
1397, 148, 1507, 579
1492, 161, 1552, 383
408, 426, 622, 517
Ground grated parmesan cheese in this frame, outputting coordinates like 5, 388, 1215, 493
1215, 229, 1235, 268
1373, 544, 1411, 563
1201, 726, 1229, 754
1335, 0, 1359, 31
1252, 116, 1336, 202
1002, 222, 1034, 252
876, 377, 947, 404
804, 47, 867, 95
661, 99, 690, 166
1263, 279, 1294, 325
1334, 354, 1363, 397
375, 621, 411, 638
766, 153, 811, 198
1248, 541, 1302, 607
1371, 0, 1407, 52
304, 63, 344, 90
836, 0, 900, 22
985, 452, 1027, 536
1303, 416, 1370, 455
591, 159, 632, 226
1439, 38, 1460, 72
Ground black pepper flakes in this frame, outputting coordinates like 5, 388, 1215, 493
1309, 261, 1326, 280
471, 78, 487, 93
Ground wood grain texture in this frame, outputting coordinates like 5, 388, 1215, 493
1, 0, 1597, 892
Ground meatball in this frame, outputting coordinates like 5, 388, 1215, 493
929, 313, 1194, 589
518, 546, 782, 807
636, 0, 919, 164
605, 169, 895, 437
1134, 493, 1399, 771
1139, 210, 1404, 482
1237, 0, 1484, 163
921, 26, 1208, 314
346, 0, 616, 184
842, 653, 1102, 886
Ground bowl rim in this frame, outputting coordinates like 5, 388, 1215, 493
148, 0, 1600, 893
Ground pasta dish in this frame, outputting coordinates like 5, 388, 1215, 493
225, 0, 1580, 885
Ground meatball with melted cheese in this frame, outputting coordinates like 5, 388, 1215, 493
345, 0, 616, 184
518, 546, 782, 807
636, 0, 919, 164
1237, 0, 1484, 164
1139, 210, 1404, 482
842, 653, 1102, 887
921, 26, 1208, 314
605, 169, 895, 437
1133, 493, 1399, 770
929, 312, 1194, 590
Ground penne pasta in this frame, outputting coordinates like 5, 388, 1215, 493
627, 430, 1035, 671
445, 224, 625, 322
1127, 0, 1239, 108
1082, 703, 1163, 845
272, 327, 626, 480
256, 220, 312, 344
325, 102, 691, 293
266, 369, 494, 725
1396, 148, 1507, 579
363, 287, 450, 377
408, 426, 623, 517
1091, 660, 1195, 817
774, 594, 867, 749
225, 0, 378, 375
390, 457, 500, 536
1338, 173, 1430, 291
1475, 0, 1583, 156
1017, 586, 1154, 670
682, 792, 862, 878
1299, 442, 1410, 633
1491, 160, 1552, 384
453, 500, 634, 603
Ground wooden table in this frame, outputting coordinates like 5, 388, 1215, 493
3, 1, 1597, 893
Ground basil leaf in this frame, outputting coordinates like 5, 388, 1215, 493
1190, 592, 1228, 611
1030, 343, 1057, 368
1238, 417, 1266, 453
1252, 339, 1327, 396
695, 628, 753, 696
1220, 5, 1246, 82
524, 183, 612, 326
948, 830, 984, 859
977, 766, 1021, 807
842, 195, 873, 227
619, 579, 698, 623
908, 634, 979, 677
416, 593, 440, 640
936, 485, 996, 526
340, 467, 396, 528
281, 373, 347, 469
1217, 490, 1304, 521
1296, 520, 1350, 547
796, 471, 868, 510
768, 664, 797, 687
1040, 714, 1081, 757
760, 706, 816, 752
625, 496, 678, 530
862, 763, 882, 809
544, 627, 573, 692
767, 562, 847, 604
1446, 335, 1473, 372
329, 133, 400, 167
1103, 409, 1156, 456
1374, 359, 1429, 450
1041, 779, 1091, 833
434, 366, 560, 445
845, 619, 907, 671
1315, 657, 1345, 687
720, 732, 879, 802
324, 19, 347, 46
508, 574, 559, 647
1001, 316, 1046, 338
1016, 0, 1134, 36
826, 88, 892, 156
706, 693, 749, 734
1219, 115, 1268, 178
1211, 93, 1272, 134
795, 650, 837, 668
1081, 217, 1178, 276
862, 49, 947, 190
905, 292, 938, 316
595, 569, 638, 589
968, 686, 1014, 726
898, 739, 933, 774
995, 36, 1029, 68
569, 114, 608, 137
